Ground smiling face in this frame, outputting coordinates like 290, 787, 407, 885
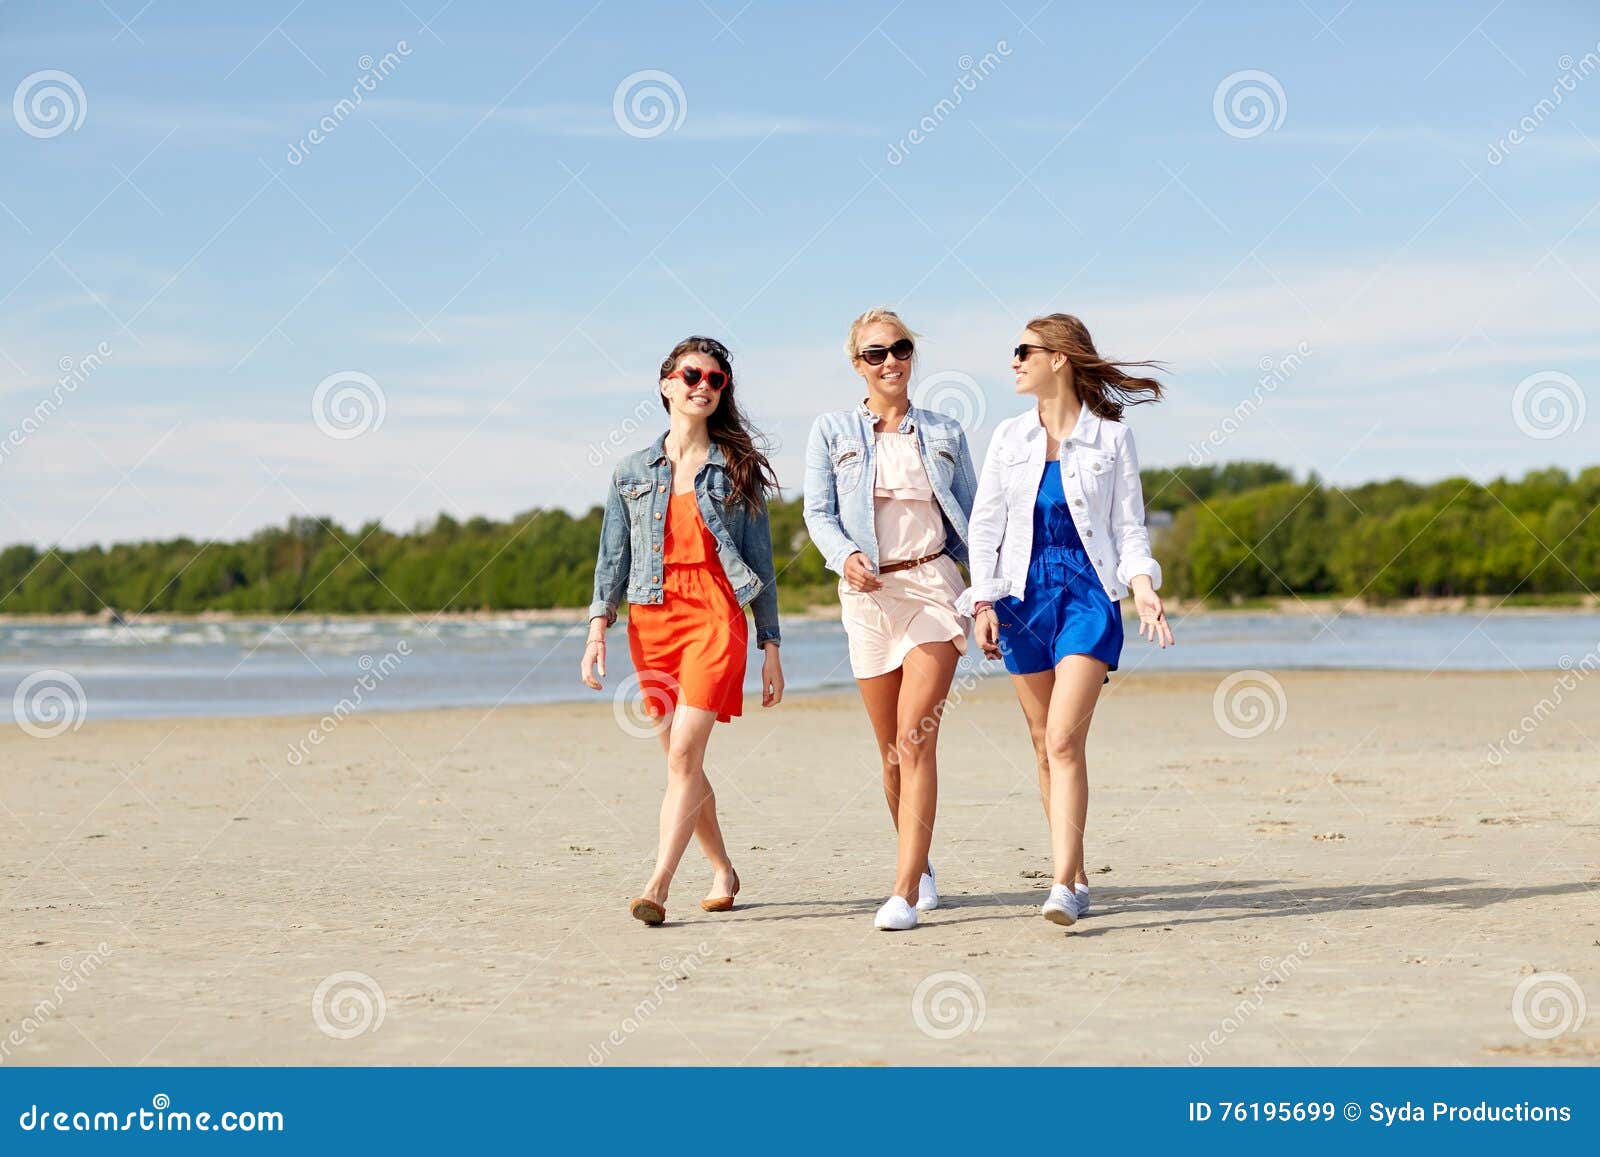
852, 320, 914, 398
1011, 328, 1067, 398
660, 350, 727, 421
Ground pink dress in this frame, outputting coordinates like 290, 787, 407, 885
837, 431, 969, 678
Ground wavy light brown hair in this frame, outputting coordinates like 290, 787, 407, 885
1024, 312, 1166, 421
658, 335, 778, 510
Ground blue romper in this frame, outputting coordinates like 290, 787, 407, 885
994, 461, 1123, 677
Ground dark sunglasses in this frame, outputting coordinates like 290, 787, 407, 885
857, 339, 914, 366
1013, 344, 1048, 361
666, 366, 729, 391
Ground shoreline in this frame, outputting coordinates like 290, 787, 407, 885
4, 593, 1597, 627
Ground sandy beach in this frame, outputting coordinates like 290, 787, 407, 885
2, 670, 1596, 1066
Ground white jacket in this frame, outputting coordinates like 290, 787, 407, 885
957, 404, 1161, 614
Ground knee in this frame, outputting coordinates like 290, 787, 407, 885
666, 743, 700, 779
1027, 725, 1049, 765
1045, 730, 1085, 768
894, 727, 934, 770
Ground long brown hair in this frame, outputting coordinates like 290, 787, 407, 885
1025, 313, 1165, 421
658, 335, 778, 510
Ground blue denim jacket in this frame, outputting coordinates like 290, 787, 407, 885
588, 432, 781, 648
802, 402, 977, 574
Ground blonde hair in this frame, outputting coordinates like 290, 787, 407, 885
844, 307, 919, 363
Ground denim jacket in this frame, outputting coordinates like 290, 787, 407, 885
802, 402, 977, 574
588, 432, 781, 648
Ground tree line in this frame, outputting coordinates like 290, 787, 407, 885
1, 462, 1594, 615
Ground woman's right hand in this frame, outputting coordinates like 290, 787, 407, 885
843, 551, 882, 592
580, 618, 607, 689
975, 605, 1002, 660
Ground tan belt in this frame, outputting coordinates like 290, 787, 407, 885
877, 551, 945, 576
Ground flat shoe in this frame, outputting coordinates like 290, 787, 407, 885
701, 868, 740, 912
630, 898, 665, 925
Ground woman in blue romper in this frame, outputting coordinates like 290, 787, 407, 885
960, 313, 1175, 928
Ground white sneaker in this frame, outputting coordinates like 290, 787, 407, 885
916, 863, 938, 912
1074, 882, 1091, 918
1041, 883, 1081, 926
874, 895, 918, 931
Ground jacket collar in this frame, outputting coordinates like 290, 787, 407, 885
646, 431, 727, 468
857, 399, 917, 435
1021, 403, 1101, 446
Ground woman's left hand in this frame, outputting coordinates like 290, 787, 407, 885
1132, 582, 1174, 648
761, 644, 785, 707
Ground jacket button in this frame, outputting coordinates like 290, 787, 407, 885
1074, 499, 1085, 508
652, 544, 660, 552
1085, 529, 1094, 537
652, 575, 660, 583
654, 512, 662, 520
658, 485, 666, 493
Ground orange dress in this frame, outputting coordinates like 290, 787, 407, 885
627, 490, 747, 722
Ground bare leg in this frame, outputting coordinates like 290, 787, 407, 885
1010, 669, 1090, 888
1042, 655, 1106, 888
652, 712, 735, 901
638, 704, 721, 906
888, 641, 960, 903
856, 667, 907, 833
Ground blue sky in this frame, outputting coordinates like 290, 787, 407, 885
1, 0, 1596, 549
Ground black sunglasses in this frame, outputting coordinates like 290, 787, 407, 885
1013, 344, 1048, 361
857, 339, 914, 366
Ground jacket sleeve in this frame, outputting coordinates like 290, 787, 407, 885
1110, 426, 1161, 590
741, 496, 782, 648
586, 472, 630, 627
953, 428, 978, 520
955, 426, 1010, 615
801, 417, 861, 575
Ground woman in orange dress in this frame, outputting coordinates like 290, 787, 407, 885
581, 336, 784, 925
